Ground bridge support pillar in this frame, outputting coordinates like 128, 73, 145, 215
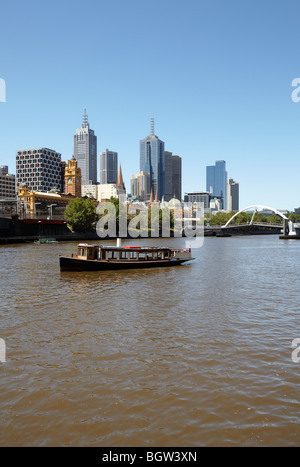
283, 218, 289, 236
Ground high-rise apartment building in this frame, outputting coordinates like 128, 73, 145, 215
227, 178, 239, 211
0, 166, 16, 198
16, 148, 62, 192
100, 149, 118, 185
74, 109, 97, 185
140, 119, 165, 201
206, 160, 227, 210
164, 151, 182, 201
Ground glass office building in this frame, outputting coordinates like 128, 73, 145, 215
140, 120, 165, 201
206, 160, 227, 210
74, 109, 97, 185
100, 149, 118, 185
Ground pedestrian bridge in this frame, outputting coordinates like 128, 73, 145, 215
220, 205, 288, 235
223, 205, 288, 228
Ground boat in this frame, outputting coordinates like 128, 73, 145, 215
59, 242, 195, 271
35, 238, 57, 244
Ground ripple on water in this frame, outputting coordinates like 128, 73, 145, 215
1, 237, 300, 446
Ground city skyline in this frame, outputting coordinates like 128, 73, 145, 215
1, 1, 300, 210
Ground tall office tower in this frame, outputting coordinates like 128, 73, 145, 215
227, 178, 239, 211
206, 160, 228, 210
164, 151, 173, 201
74, 109, 97, 185
164, 152, 182, 201
100, 149, 118, 184
16, 148, 62, 192
0, 166, 16, 198
140, 118, 165, 201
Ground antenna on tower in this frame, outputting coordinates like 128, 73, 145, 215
150, 115, 155, 135
82, 108, 89, 127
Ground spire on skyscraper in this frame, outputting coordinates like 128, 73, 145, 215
82, 108, 89, 128
150, 116, 155, 135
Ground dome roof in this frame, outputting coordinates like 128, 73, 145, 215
168, 198, 181, 207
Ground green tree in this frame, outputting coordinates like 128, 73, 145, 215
65, 197, 99, 232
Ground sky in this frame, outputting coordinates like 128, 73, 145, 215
0, 0, 300, 210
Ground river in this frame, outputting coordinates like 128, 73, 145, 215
0, 235, 300, 446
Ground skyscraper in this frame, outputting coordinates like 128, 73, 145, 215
74, 109, 97, 185
164, 152, 182, 201
140, 118, 165, 201
206, 160, 227, 210
100, 149, 118, 185
227, 178, 239, 211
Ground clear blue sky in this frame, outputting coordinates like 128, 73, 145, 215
1, 0, 300, 210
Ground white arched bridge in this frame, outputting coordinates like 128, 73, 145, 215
220, 205, 291, 236
224, 205, 287, 227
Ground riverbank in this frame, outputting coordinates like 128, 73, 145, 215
0, 216, 283, 244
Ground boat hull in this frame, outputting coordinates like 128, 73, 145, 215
59, 256, 192, 271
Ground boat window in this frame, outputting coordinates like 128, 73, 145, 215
130, 252, 137, 260
107, 250, 117, 260
81, 248, 86, 257
120, 251, 128, 259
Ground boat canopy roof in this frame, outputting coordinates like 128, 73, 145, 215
77, 243, 172, 251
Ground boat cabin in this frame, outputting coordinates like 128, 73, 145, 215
76, 244, 173, 262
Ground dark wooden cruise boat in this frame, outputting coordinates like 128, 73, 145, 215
59, 242, 194, 271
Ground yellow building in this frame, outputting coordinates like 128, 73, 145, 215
64, 157, 81, 197
18, 185, 77, 218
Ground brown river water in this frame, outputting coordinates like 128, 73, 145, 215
0, 235, 300, 446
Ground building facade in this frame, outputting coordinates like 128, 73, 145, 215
0, 166, 16, 199
227, 178, 239, 211
16, 148, 62, 193
18, 185, 75, 218
206, 160, 227, 210
100, 149, 118, 185
140, 119, 165, 201
98, 165, 126, 201
164, 152, 182, 202
184, 191, 210, 210
81, 184, 98, 199
74, 109, 97, 185
64, 157, 82, 197
131, 171, 151, 201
